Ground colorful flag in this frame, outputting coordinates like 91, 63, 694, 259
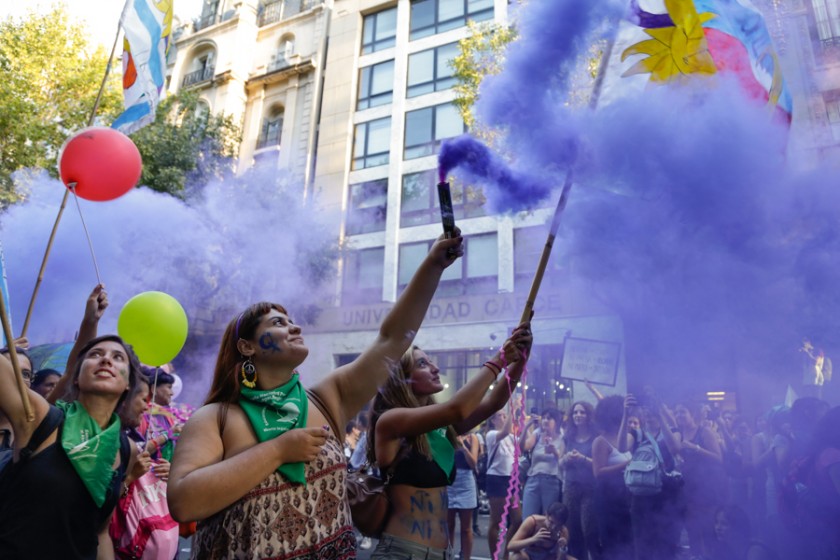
598, 0, 792, 121
112, 0, 174, 134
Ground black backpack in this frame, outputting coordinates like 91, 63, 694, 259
0, 407, 63, 479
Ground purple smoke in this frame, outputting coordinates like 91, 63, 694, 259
438, 135, 552, 213
462, 0, 840, 404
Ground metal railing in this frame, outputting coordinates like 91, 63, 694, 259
194, 13, 219, 31
182, 66, 215, 87
259, 0, 316, 26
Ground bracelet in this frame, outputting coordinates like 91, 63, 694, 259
483, 360, 503, 376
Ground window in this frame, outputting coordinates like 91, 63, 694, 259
197, 0, 220, 30
401, 170, 486, 227
398, 233, 497, 296
183, 51, 215, 86
407, 42, 459, 97
346, 179, 388, 235
357, 60, 395, 110
410, 0, 494, 40
343, 247, 385, 304
514, 226, 567, 291
404, 103, 465, 160
257, 106, 284, 149
812, 0, 840, 45
826, 94, 840, 142
353, 117, 391, 169
269, 35, 295, 71
362, 7, 398, 54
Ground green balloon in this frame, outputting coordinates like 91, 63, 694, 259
117, 291, 188, 367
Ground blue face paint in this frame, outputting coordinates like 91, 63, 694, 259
259, 332, 283, 354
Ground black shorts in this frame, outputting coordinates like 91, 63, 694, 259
485, 474, 511, 498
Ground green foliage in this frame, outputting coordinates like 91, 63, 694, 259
452, 20, 517, 132
130, 90, 242, 197
0, 5, 122, 207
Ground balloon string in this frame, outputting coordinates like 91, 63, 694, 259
69, 184, 103, 285
492, 349, 529, 560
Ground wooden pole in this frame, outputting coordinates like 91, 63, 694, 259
0, 287, 33, 421
19, 17, 123, 337
519, 171, 574, 324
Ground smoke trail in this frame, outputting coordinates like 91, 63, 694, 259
438, 135, 552, 213
2, 166, 339, 404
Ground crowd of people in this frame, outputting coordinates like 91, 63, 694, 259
0, 228, 837, 560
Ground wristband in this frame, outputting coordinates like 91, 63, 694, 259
483, 360, 503, 376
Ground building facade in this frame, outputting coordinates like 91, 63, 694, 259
168, 0, 331, 185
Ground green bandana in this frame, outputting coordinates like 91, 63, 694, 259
56, 400, 122, 508
239, 374, 309, 484
426, 428, 455, 478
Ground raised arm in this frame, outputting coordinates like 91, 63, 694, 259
0, 353, 50, 446
167, 405, 329, 521
314, 233, 463, 425
453, 322, 533, 434
48, 285, 108, 404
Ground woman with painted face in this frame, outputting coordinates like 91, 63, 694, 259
0, 286, 145, 559
366, 324, 532, 560
168, 232, 463, 559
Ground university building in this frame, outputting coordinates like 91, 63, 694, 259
163, 0, 840, 409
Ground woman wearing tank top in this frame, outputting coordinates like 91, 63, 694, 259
169, 233, 462, 560
592, 395, 633, 560
0, 285, 145, 559
561, 400, 598, 560
367, 324, 532, 560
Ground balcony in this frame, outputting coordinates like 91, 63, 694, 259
259, 0, 316, 27
182, 66, 215, 87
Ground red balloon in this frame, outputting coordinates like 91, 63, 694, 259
59, 127, 142, 201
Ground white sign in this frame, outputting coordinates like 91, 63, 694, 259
560, 337, 621, 387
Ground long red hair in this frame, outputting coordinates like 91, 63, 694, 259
204, 302, 288, 405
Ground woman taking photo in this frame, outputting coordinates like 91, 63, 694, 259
0, 285, 145, 559
367, 324, 532, 560
168, 233, 463, 559
521, 408, 565, 519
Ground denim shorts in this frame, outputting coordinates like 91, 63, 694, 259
370, 533, 453, 560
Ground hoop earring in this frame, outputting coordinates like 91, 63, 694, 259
241, 358, 257, 389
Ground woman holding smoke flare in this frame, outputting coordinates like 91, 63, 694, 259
0, 285, 146, 559
167, 232, 463, 559
365, 323, 532, 559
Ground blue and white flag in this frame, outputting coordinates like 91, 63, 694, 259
112, 0, 174, 134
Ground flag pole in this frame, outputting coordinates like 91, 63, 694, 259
20, 15, 124, 338
0, 287, 33, 421
519, 171, 573, 324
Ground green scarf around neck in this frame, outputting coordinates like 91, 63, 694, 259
239, 373, 309, 484
56, 400, 122, 508
426, 428, 455, 478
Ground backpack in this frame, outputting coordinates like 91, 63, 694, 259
624, 431, 665, 496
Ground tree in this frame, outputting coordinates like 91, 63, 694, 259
130, 90, 241, 197
0, 5, 122, 206
451, 20, 517, 133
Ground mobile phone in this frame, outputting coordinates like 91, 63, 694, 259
437, 181, 456, 238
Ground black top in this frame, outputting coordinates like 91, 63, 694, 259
390, 446, 456, 488
0, 405, 131, 560
454, 437, 476, 470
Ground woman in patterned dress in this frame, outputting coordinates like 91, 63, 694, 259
167, 233, 463, 560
